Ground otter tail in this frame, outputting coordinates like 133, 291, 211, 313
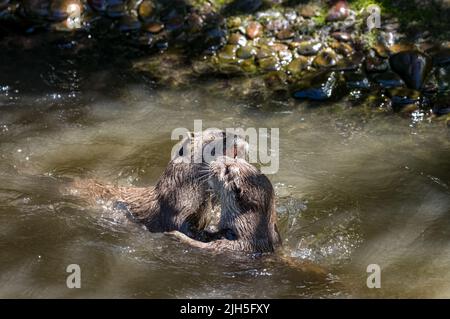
67, 178, 124, 205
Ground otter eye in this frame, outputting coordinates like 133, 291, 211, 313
211, 148, 216, 156
178, 147, 183, 156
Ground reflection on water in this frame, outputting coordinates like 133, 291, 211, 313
1, 43, 450, 298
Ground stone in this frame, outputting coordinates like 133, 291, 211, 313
387, 87, 421, 110
432, 94, 450, 116
372, 71, 405, 89
138, 0, 154, 21
292, 71, 341, 101
236, 46, 255, 59
224, 0, 262, 15
326, 0, 349, 22
432, 48, 450, 66
365, 54, 389, 73
299, 4, 319, 18
286, 56, 308, 74
145, 22, 164, 33
331, 31, 351, 42
258, 56, 280, 71
389, 50, 432, 90
228, 32, 247, 46
246, 21, 263, 39
218, 44, 238, 62
344, 72, 371, 90
313, 49, 337, 68
296, 41, 322, 56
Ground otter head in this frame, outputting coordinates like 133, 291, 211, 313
174, 129, 249, 165
208, 156, 282, 253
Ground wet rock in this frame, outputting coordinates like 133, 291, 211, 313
387, 87, 421, 111
389, 50, 432, 90
277, 48, 293, 64
218, 44, 238, 62
436, 66, 450, 92
106, 1, 127, 18
292, 71, 341, 101
372, 43, 389, 58
388, 43, 415, 55
313, 49, 337, 68
266, 18, 289, 32
258, 56, 280, 71
365, 54, 389, 73
432, 48, 450, 66
138, 0, 154, 22
276, 28, 294, 40
228, 32, 247, 46
286, 56, 308, 75
256, 46, 274, 59
331, 31, 351, 42
296, 41, 322, 56
330, 41, 353, 56
144, 22, 164, 33
236, 45, 255, 59
264, 71, 288, 92
118, 15, 141, 32
372, 71, 405, 89
240, 59, 257, 73
223, 0, 262, 15
246, 21, 262, 39
284, 9, 297, 22
186, 13, 203, 33
201, 27, 227, 54
335, 52, 363, 71
432, 94, 450, 115
298, 4, 319, 18
345, 72, 371, 90
326, 0, 349, 22
227, 16, 242, 29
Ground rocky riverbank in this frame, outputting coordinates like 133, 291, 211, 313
1, 0, 450, 124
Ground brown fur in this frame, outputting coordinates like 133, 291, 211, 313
169, 156, 282, 254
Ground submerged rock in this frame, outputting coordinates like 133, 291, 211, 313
286, 56, 308, 75
432, 94, 450, 115
372, 71, 405, 89
313, 49, 337, 68
345, 72, 371, 90
387, 87, 421, 111
389, 50, 432, 90
292, 71, 342, 101
432, 48, 450, 67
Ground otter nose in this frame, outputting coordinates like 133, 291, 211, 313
224, 164, 230, 175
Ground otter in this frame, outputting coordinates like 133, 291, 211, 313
168, 156, 282, 254
70, 130, 249, 237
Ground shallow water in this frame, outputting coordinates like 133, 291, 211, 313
1, 39, 450, 298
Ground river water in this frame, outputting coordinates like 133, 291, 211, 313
0, 35, 450, 298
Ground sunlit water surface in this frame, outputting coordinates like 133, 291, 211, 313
1, 43, 450, 298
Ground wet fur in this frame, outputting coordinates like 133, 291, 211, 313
169, 157, 282, 253
70, 130, 247, 237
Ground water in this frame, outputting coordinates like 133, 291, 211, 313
1, 37, 450, 298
